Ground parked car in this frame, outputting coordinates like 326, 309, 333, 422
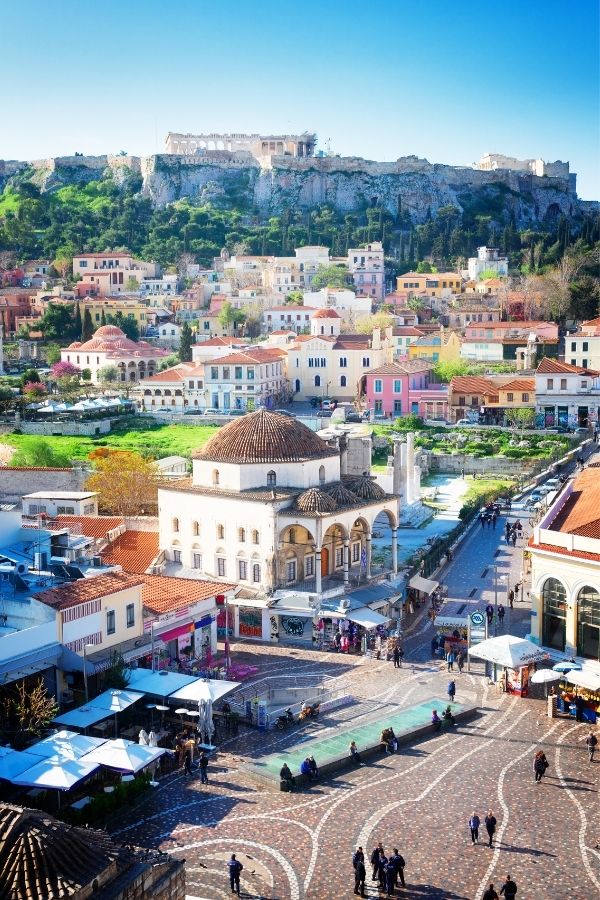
574, 426, 590, 436
525, 491, 543, 507
454, 418, 479, 427
321, 399, 336, 411
203, 408, 220, 417
273, 409, 295, 417
345, 413, 361, 423
228, 409, 246, 417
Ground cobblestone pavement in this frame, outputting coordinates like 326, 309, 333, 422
112, 641, 600, 900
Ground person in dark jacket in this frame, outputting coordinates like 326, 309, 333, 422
534, 750, 548, 782
469, 811, 480, 843
199, 751, 209, 784
370, 843, 383, 880
447, 679, 456, 703
377, 854, 388, 889
352, 847, 364, 868
354, 856, 366, 896
485, 811, 497, 847
390, 849, 406, 887
500, 874, 518, 898
279, 762, 295, 792
227, 854, 243, 895
385, 857, 396, 896
393, 644, 401, 668
483, 884, 499, 900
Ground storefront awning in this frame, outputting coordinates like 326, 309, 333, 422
409, 575, 439, 595
346, 607, 390, 629
564, 669, 600, 692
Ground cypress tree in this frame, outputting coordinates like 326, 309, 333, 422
82, 308, 94, 341
100, 308, 106, 326
74, 302, 82, 339
179, 321, 193, 362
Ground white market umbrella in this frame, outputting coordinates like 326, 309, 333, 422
469, 634, 549, 668
148, 731, 158, 748
82, 738, 164, 774
27, 730, 106, 760
553, 660, 582, 674
174, 708, 188, 728
37, 402, 59, 413
0, 751, 43, 781
12, 757, 99, 790
563, 669, 600, 692
204, 697, 215, 748
530, 669, 562, 684
138, 729, 149, 746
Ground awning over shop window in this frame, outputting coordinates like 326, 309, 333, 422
565, 669, 600, 692
346, 607, 391, 629
409, 575, 439, 595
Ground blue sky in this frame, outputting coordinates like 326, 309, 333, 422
3, 0, 599, 198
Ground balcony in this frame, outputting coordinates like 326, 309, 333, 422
276, 562, 392, 598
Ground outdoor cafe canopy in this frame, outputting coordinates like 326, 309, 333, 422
81, 738, 165, 774
125, 669, 198, 697
53, 689, 144, 730
0, 750, 44, 781
12, 757, 100, 791
168, 678, 241, 704
27, 730, 107, 761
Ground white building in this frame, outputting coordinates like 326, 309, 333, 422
566, 319, 600, 372
347, 242, 385, 300
204, 347, 288, 411
156, 321, 182, 349
137, 362, 205, 414
529, 466, 600, 666
467, 247, 509, 282
535, 358, 600, 429
73, 252, 159, 295
263, 247, 332, 296
157, 410, 400, 643
191, 337, 250, 364
139, 274, 179, 296
262, 306, 316, 334
303, 288, 372, 322
22, 492, 98, 519
62, 325, 168, 384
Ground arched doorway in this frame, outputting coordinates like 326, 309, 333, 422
577, 586, 600, 660
542, 577, 567, 651
320, 546, 329, 577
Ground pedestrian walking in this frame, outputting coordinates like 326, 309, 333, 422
448, 679, 456, 704
480, 513, 486, 529
498, 604, 505, 627
483, 884, 499, 900
500, 874, 518, 899
534, 750, 548, 783
505, 522, 511, 543
391, 849, 406, 887
492, 512, 497, 530
511, 530, 517, 547
446, 649, 455, 671
485, 811, 497, 847
199, 751, 209, 784
575, 694, 585, 722
508, 589, 514, 609
469, 811, 481, 844
586, 731, 598, 762
227, 854, 243, 895
354, 856, 366, 897
486, 603, 494, 626
457, 650, 464, 674
184, 746, 193, 776
393, 644, 401, 668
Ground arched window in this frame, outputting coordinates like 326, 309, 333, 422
267, 470, 276, 487
217, 523, 225, 540
172, 517, 179, 533
253, 564, 261, 583
577, 585, 600, 660
340, 375, 347, 387
252, 529, 259, 544
542, 578, 566, 652
314, 375, 321, 387
212, 469, 220, 486
319, 465, 326, 484
289, 528, 296, 545
192, 521, 200, 537
238, 527, 246, 543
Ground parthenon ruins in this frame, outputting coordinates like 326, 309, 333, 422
164, 132, 316, 159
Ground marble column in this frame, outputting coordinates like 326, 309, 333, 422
366, 534, 372, 579
315, 550, 322, 595
392, 437, 403, 496
391, 526, 398, 574
343, 539, 350, 586
406, 432, 416, 505
400, 442, 408, 505
413, 464, 422, 502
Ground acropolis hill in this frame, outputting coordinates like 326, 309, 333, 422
1, 135, 596, 225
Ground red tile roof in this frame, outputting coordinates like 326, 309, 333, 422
498, 378, 535, 393
528, 542, 600, 563
195, 337, 249, 347
53, 515, 124, 538
548, 469, 600, 538
312, 308, 341, 319
450, 376, 496, 395
333, 339, 371, 350
141, 363, 202, 383
536, 358, 599, 376
141, 575, 236, 614
35, 571, 144, 610
392, 327, 425, 336
367, 360, 433, 376
207, 348, 287, 365
102, 530, 160, 574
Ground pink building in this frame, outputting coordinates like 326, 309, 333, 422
365, 359, 447, 419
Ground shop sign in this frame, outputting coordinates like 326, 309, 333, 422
239, 607, 262, 638
280, 615, 310, 637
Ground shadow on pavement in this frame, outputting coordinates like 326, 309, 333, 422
401, 884, 469, 899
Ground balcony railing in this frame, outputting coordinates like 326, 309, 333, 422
276, 562, 392, 596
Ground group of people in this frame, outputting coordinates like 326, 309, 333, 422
431, 706, 455, 731
504, 519, 522, 547
380, 727, 398, 753
446, 648, 465, 672
279, 755, 318, 790
352, 843, 406, 896
485, 603, 506, 626
173, 730, 209, 783
468, 810, 497, 847
482, 875, 518, 899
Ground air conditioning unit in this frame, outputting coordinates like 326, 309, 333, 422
92, 556, 103, 567
61, 690, 74, 705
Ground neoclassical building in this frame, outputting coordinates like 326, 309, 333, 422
529, 466, 600, 666
62, 325, 168, 383
158, 411, 400, 638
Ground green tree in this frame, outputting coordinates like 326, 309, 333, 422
125, 276, 139, 293
82, 307, 94, 340
311, 264, 351, 290
38, 303, 77, 341
284, 291, 304, 305
218, 302, 246, 332
432, 360, 470, 383
504, 407, 535, 432
158, 353, 179, 371
11, 437, 72, 468
97, 364, 119, 385
179, 321, 194, 362
416, 261, 434, 274
74, 302, 82, 339
81, 368, 92, 381
100, 308, 107, 326
20, 369, 40, 387
354, 312, 394, 334
44, 344, 61, 365
102, 650, 130, 690
107, 312, 139, 341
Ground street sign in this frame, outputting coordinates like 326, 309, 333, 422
467, 609, 488, 672
470, 610, 485, 627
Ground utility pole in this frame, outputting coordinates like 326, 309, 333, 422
494, 563, 498, 636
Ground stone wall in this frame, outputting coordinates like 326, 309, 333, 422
428, 452, 539, 477
20, 419, 112, 436
116, 857, 185, 899
0, 466, 87, 499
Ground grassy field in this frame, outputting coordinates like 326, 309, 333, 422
1, 418, 220, 462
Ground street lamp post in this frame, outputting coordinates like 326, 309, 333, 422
82, 643, 95, 703
493, 564, 498, 636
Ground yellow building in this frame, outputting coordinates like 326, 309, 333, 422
407, 329, 461, 364
79, 298, 151, 332
396, 272, 463, 297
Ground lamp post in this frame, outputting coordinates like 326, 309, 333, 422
82, 643, 95, 703
493, 565, 498, 636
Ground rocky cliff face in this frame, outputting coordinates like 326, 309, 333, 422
2, 151, 595, 226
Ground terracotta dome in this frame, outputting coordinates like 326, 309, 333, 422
342, 475, 387, 501
313, 308, 341, 319
93, 325, 126, 339
324, 482, 361, 507
295, 487, 338, 514
193, 409, 338, 464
